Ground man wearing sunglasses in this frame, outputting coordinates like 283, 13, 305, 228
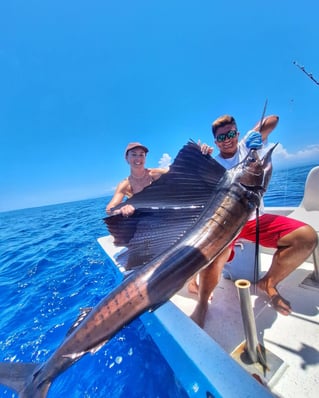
189, 114, 318, 328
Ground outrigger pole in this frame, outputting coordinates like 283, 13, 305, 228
293, 61, 319, 86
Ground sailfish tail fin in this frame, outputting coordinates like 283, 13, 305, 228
0, 362, 49, 398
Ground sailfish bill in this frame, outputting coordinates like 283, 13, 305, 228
0, 141, 276, 397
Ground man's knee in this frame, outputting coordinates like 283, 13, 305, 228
279, 225, 318, 251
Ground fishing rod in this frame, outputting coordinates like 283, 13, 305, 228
253, 99, 268, 292
258, 98, 268, 131
293, 61, 319, 86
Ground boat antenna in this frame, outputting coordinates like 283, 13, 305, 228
293, 61, 319, 86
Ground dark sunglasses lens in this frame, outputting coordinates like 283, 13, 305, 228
216, 130, 237, 142
217, 134, 226, 142
228, 130, 237, 139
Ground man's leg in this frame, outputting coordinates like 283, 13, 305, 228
188, 275, 199, 295
258, 225, 318, 315
190, 246, 232, 327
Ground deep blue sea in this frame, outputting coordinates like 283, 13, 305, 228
264, 163, 318, 207
0, 163, 317, 397
0, 198, 188, 398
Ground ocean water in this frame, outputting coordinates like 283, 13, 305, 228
0, 198, 188, 398
0, 163, 317, 397
264, 163, 317, 207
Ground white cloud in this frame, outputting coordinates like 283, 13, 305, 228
158, 153, 172, 169
270, 142, 319, 169
158, 144, 319, 172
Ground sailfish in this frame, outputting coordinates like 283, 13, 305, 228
0, 140, 275, 397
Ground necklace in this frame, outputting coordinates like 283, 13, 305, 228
130, 170, 147, 180
128, 170, 152, 194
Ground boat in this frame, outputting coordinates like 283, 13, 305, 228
98, 165, 319, 398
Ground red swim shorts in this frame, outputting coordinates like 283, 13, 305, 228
226, 214, 307, 262
236, 213, 307, 248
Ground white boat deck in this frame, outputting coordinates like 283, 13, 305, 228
171, 251, 319, 398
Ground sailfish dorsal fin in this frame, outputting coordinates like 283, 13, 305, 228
104, 140, 226, 270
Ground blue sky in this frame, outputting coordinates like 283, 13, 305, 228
1, 0, 319, 212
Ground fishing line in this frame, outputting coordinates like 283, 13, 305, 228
253, 206, 260, 294
253, 99, 267, 293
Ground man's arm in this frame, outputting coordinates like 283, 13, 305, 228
252, 115, 279, 141
245, 115, 279, 149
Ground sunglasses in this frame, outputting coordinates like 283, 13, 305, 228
216, 130, 238, 143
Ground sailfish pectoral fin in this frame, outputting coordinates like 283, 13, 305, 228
65, 307, 93, 337
104, 140, 226, 270
62, 340, 109, 360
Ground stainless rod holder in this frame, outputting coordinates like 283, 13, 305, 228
232, 280, 286, 385
235, 279, 259, 363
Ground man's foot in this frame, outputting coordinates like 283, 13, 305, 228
257, 280, 292, 315
187, 278, 199, 295
269, 294, 292, 316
